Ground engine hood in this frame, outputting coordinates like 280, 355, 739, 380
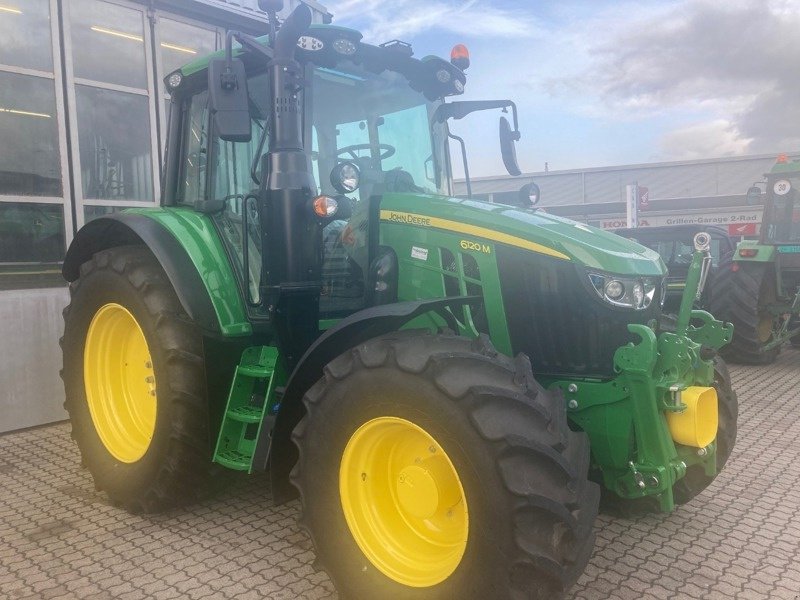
380, 193, 666, 276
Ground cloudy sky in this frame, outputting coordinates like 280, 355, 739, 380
325, 0, 800, 177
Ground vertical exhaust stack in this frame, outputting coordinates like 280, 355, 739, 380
260, 3, 320, 368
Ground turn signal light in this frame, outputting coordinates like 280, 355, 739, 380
450, 44, 470, 70
777, 153, 789, 164
739, 248, 759, 257
312, 195, 338, 218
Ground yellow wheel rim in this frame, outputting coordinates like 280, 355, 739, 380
757, 314, 773, 343
84, 303, 157, 463
339, 416, 468, 587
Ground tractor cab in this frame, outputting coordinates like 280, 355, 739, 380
161, 21, 521, 329
759, 156, 800, 246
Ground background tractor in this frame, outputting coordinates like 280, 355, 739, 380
60, 3, 736, 598
708, 155, 800, 363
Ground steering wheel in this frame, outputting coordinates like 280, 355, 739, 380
337, 143, 396, 161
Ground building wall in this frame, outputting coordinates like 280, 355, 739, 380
0, 0, 325, 432
458, 154, 792, 204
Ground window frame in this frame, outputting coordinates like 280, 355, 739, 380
0, 0, 73, 280
62, 0, 161, 228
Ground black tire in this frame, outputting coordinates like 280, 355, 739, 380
717, 263, 779, 364
790, 317, 800, 348
61, 245, 212, 513
291, 331, 599, 600
672, 356, 738, 504
703, 261, 733, 317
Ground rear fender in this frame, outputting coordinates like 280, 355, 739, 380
62, 211, 251, 337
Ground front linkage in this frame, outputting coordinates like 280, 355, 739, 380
551, 233, 734, 512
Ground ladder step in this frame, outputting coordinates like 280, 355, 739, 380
213, 449, 252, 471
237, 365, 272, 378
226, 405, 264, 423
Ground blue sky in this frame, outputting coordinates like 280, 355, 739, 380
325, 0, 800, 177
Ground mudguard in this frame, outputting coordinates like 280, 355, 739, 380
62, 211, 251, 336
260, 296, 479, 503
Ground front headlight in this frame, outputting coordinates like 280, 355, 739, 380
588, 272, 660, 310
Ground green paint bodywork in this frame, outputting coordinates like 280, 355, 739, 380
379, 195, 730, 511
549, 253, 732, 511
124, 206, 251, 336
381, 193, 666, 275
158, 36, 730, 512
121, 188, 726, 511
733, 239, 775, 262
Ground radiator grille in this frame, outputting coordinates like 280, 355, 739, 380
497, 247, 661, 378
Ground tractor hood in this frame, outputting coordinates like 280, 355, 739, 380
381, 193, 666, 276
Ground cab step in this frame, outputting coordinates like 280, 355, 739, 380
213, 346, 280, 473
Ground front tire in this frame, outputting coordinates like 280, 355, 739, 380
673, 356, 738, 504
62, 245, 211, 513
291, 331, 599, 599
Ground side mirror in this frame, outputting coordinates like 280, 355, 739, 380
519, 182, 540, 208
499, 116, 521, 176
746, 185, 763, 205
208, 58, 252, 142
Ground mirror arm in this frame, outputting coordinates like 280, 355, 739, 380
507, 101, 521, 139
448, 131, 471, 198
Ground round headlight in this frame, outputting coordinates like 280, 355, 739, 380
453, 79, 465, 93
436, 69, 452, 83
604, 280, 625, 300
333, 38, 357, 56
331, 161, 361, 194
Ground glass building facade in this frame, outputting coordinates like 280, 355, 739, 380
0, 0, 326, 290
0, 0, 327, 432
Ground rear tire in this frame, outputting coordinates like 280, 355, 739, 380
291, 331, 599, 599
717, 263, 780, 364
61, 245, 212, 513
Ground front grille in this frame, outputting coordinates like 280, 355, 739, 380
497, 247, 661, 378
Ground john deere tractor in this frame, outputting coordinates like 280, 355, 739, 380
60, 3, 737, 598
709, 155, 800, 363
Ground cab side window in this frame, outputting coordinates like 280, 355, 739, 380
209, 72, 271, 308
177, 90, 209, 205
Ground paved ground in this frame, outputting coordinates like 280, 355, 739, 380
2, 350, 800, 600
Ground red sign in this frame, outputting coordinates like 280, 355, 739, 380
638, 186, 649, 209
728, 223, 757, 236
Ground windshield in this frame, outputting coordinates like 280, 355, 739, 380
764, 175, 800, 243
310, 63, 450, 200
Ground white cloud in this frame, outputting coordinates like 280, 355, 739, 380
325, 0, 540, 42
555, 0, 800, 155
659, 119, 752, 161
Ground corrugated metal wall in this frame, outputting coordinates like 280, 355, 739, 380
0, 289, 70, 433
462, 154, 788, 206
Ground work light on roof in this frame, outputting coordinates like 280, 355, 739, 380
436, 69, 451, 83
166, 71, 183, 90
333, 38, 357, 55
297, 35, 324, 51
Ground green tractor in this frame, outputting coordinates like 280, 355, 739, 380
709, 155, 800, 363
60, 3, 737, 598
